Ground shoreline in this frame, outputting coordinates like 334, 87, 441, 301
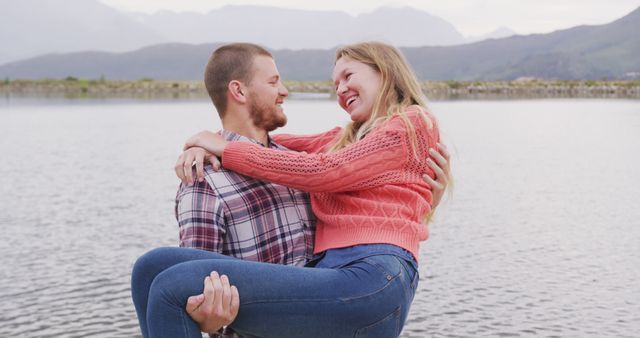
2, 78, 640, 100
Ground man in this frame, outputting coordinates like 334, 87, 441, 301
175, 43, 314, 337
175, 43, 315, 270
173, 43, 451, 337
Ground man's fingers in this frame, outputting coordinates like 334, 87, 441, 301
437, 143, 450, 160
186, 294, 205, 314
210, 271, 223, 309
427, 158, 447, 184
423, 174, 443, 191
203, 276, 215, 311
230, 285, 240, 319
429, 148, 449, 173
220, 275, 232, 310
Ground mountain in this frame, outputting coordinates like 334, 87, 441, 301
0, 0, 167, 64
2, 6, 639, 81
402, 5, 640, 80
354, 7, 465, 47
0, 2, 466, 65
466, 26, 517, 43
129, 5, 466, 49
0, 43, 333, 81
129, 6, 353, 50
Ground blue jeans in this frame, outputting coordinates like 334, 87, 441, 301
131, 247, 419, 338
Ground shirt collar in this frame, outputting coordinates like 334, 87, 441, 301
220, 129, 283, 150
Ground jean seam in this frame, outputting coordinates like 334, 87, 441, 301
239, 274, 400, 305
411, 269, 419, 289
394, 256, 418, 287
389, 256, 417, 302
241, 298, 336, 306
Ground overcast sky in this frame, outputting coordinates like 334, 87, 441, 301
100, 0, 640, 36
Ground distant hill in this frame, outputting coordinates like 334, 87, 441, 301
465, 27, 517, 43
0, 43, 334, 81
0, 0, 167, 64
1, 6, 638, 81
131, 5, 466, 50
0, 1, 466, 65
402, 6, 640, 80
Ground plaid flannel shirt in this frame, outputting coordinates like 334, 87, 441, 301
176, 130, 316, 267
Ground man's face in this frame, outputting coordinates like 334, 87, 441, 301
246, 55, 289, 131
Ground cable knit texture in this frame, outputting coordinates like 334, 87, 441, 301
222, 108, 440, 261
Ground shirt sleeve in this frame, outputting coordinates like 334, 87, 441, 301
222, 118, 421, 193
272, 127, 343, 153
175, 179, 225, 252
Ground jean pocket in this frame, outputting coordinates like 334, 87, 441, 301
361, 255, 403, 283
354, 306, 401, 338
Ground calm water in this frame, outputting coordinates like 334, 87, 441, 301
0, 97, 639, 337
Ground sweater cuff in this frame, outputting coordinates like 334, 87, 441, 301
221, 141, 255, 173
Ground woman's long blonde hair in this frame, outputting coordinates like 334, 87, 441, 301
328, 41, 431, 158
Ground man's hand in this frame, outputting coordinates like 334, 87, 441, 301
423, 143, 451, 209
186, 271, 240, 334
175, 147, 221, 185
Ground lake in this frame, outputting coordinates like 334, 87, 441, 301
0, 96, 639, 337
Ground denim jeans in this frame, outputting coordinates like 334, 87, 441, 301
131, 247, 419, 338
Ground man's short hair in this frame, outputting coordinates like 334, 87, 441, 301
204, 43, 273, 117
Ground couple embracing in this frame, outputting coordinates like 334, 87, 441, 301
132, 41, 451, 338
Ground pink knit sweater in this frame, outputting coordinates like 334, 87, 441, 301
222, 108, 440, 261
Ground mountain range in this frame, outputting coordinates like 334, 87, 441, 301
1, 3, 638, 81
0, 0, 514, 65
0, 0, 165, 65
128, 5, 487, 50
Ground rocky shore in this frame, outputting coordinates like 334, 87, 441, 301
2, 78, 639, 100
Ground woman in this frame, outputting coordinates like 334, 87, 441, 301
132, 42, 447, 337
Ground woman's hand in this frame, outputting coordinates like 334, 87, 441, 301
186, 271, 240, 334
184, 131, 229, 156
423, 143, 451, 209
175, 146, 220, 185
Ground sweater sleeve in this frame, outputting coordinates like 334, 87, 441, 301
222, 120, 413, 193
272, 127, 342, 153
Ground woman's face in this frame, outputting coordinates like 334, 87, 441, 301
332, 57, 382, 123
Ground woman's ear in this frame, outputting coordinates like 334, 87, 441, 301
228, 80, 247, 104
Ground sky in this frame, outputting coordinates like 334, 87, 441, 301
99, 0, 640, 36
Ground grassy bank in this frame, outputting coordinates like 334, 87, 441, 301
2, 78, 640, 99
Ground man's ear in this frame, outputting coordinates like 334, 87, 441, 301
228, 80, 247, 104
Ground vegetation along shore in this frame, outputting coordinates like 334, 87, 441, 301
2, 77, 640, 100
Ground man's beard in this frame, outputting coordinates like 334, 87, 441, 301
249, 97, 287, 132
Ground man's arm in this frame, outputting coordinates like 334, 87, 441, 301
176, 174, 225, 252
